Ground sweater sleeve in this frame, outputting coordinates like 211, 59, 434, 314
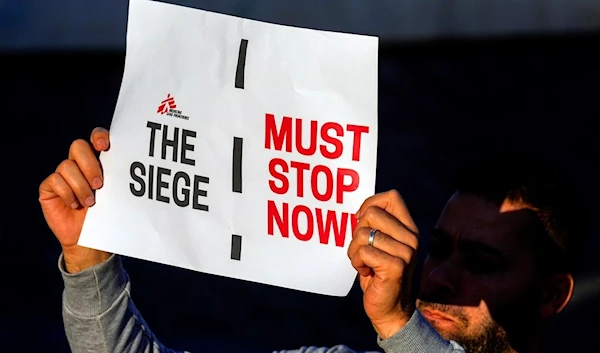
60, 253, 187, 353
376, 310, 465, 353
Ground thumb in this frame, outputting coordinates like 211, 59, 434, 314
90, 127, 110, 152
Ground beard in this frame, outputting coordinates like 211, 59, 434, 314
417, 301, 512, 353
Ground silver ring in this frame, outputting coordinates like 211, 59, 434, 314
368, 228, 377, 247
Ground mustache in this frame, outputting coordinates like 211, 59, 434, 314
417, 300, 469, 324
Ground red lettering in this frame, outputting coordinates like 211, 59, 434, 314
316, 208, 349, 247
268, 158, 289, 194
311, 165, 334, 202
271, 160, 359, 202
336, 168, 359, 204
267, 200, 288, 238
351, 214, 358, 233
264, 115, 363, 161
265, 114, 292, 152
295, 119, 318, 156
320, 122, 344, 159
267, 200, 354, 247
292, 205, 313, 241
347, 124, 369, 161
290, 161, 310, 197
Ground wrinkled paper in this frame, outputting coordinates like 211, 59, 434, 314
78, 0, 379, 296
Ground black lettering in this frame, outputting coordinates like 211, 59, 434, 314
193, 175, 210, 211
148, 164, 154, 199
181, 129, 196, 166
146, 121, 161, 157
161, 125, 179, 162
128, 161, 209, 211
156, 167, 171, 203
129, 161, 146, 197
173, 171, 190, 207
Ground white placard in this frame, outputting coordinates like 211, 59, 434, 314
78, 0, 378, 296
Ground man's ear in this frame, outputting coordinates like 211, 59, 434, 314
538, 273, 574, 319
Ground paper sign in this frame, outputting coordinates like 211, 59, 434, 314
78, 0, 378, 296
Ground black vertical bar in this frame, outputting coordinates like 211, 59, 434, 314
232, 137, 243, 193
235, 39, 249, 89
231, 234, 242, 261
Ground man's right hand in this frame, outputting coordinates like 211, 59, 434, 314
39, 127, 112, 273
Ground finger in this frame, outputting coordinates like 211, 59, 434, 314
355, 206, 419, 249
90, 127, 110, 152
68, 139, 103, 189
350, 245, 406, 280
356, 190, 418, 234
40, 173, 80, 209
56, 159, 96, 207
348, 227, 415, 264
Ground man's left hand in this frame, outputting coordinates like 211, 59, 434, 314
348, 190, 420, 340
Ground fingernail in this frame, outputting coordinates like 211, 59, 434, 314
97, 139, 107, 150
71, 201, 79, 209
85, 196, 95, 206
92, 177, 103, 189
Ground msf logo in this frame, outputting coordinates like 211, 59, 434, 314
157, 94, 177, 115
156, 93, 190, 120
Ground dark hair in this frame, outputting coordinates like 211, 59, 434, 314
451, 150, 588, 275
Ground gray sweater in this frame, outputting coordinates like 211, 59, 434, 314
59, 253, 465, 353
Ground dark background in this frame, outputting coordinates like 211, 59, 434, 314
1, 32, 599, 352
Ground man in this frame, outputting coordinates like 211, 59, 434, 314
39, 127, 585, 353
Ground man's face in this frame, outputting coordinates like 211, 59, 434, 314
416, 192, 543, 353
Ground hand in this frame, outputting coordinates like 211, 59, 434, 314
39, 127, 112, 273
347, 190, 420, 339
